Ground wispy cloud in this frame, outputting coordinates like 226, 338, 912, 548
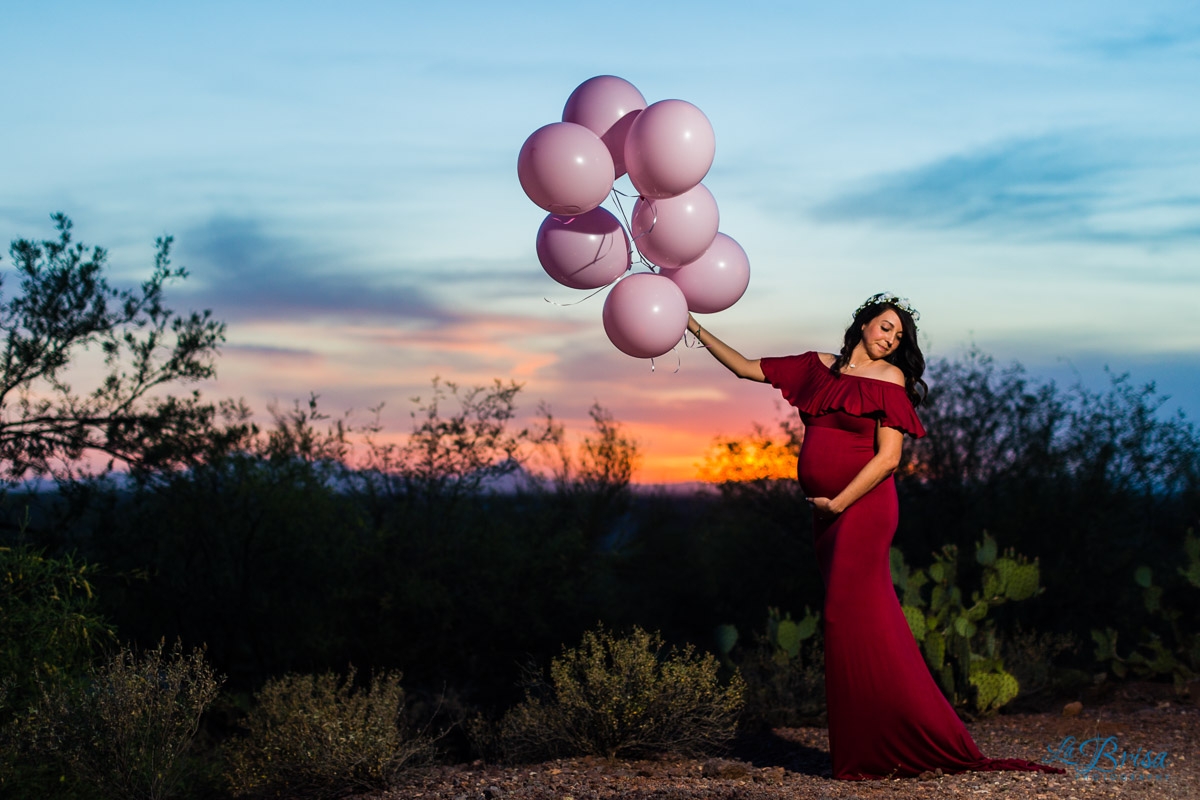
812, 134, 1200, 245
179, 216, 464, 326
1082, 21, 1200, 60
223, 342, 322, 361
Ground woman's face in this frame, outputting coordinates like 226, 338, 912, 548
860, 309, 904, 361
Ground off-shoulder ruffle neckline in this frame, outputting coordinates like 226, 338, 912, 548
814, 352, 905, 390
771, 352, 925, 438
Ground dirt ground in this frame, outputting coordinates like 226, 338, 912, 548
378, 684, 1199, 800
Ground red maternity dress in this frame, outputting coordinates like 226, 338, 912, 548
761, 352, 1063, 780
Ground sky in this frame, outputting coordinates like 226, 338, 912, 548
3, 1, 1199, 482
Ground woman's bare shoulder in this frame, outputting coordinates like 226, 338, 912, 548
877, 362, 906, 387
815, 352, 837, 368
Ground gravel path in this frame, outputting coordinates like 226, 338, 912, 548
379, 694, 1198, 800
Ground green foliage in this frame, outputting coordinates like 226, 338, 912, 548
1092, 528, 1200, 690
30, 639, 222, 800
716, 606, 820, 668
223, 667, 433, 799
1, 213, 234, 483
498, 625, 744, 761
0, 544, 115, 708
891, 533, 1044, 715
896, 348, 1200, 648
717, 608, 824, 727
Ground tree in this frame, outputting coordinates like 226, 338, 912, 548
1, 213, 233, 483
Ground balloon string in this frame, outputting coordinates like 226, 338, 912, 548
542, 284, 611, 307
609, 189, 658, 273
543, 190, 682, 365
649, 345, 682, 374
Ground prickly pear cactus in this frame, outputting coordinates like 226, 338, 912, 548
714, 624, 738, 659
760, 606, 820, 666
969, 662, 1020, 714
775, 618, 802, 660
975, 534, 997, 567
901, 605, 926, 641
994, 556, 1041, 601
1092, 528, 1200, 689
891, 531, 1046, 715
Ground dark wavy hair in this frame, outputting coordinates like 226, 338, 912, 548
831, 299, 928, 407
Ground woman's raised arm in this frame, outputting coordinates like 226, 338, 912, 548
687, 314, 766, 382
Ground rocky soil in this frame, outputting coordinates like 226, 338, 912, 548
376, 684, 1199, 800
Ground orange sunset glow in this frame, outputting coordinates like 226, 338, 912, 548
696, 431, 800, 484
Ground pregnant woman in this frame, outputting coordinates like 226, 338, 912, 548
688, 292, 1061, 779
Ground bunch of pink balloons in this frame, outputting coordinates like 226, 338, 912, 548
518, 75, 751, 359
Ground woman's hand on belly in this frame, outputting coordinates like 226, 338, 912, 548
806, 496, 843, 519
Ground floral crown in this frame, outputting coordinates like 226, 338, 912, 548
855, 292, 920, 324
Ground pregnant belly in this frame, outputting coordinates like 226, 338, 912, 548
797, 426, 874, 498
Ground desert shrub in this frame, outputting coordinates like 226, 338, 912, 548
497, 625, 744, 761
716, 608, 825, 727
0, 544, 115, 709
32, 639, 222, 800
0, 544, 115, 800
224, 667, 433, 799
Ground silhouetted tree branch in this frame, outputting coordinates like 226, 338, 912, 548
0, 213, 236, 482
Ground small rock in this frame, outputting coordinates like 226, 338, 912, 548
755, 766, 785, 784
701, 759, 750, 779
1062, 701, 1083, 716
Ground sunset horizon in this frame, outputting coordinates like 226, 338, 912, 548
5, 2, 1197, 486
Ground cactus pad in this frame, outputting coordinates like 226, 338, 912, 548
975, 534, 997, 567
969, 667, 1019, 714
902, 604, 926, 641
1004, 562, 1040, 601
713, 624, 738, 656
775, 618, 802, 659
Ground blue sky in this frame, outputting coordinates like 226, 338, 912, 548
3, 1, 1198, 480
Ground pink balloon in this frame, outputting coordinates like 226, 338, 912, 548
536, 207, 631, 290
661, 233, 751, 313
517, 122, 614, 214
562, 75, 647, 179
630, 184, 719, 269
624, 99, 716, 199
602, 273, 690, 359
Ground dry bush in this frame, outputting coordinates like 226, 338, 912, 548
32, 639, 221, 800
224, 667, 433, 799
497, 625, 744, 762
